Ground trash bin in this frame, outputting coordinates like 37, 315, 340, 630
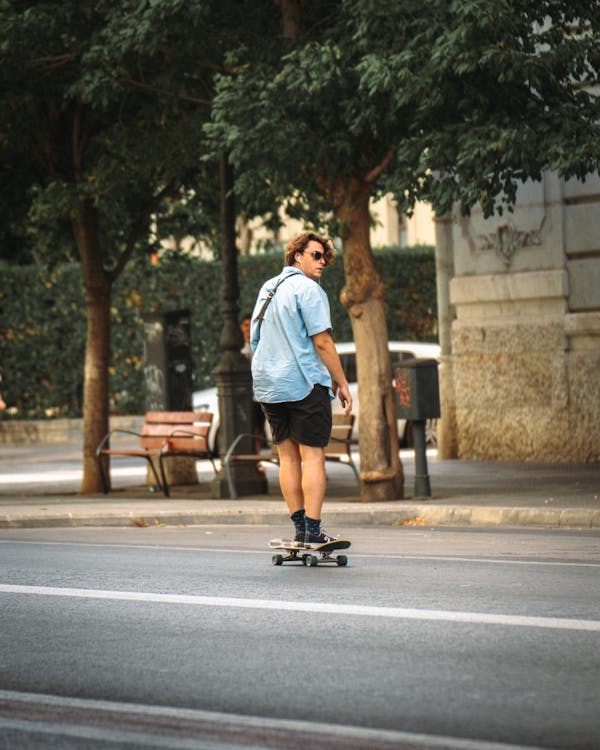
394, 358, 440, 498
394, 358, 440, 422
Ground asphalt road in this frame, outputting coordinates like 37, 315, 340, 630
1, 525, 599, 750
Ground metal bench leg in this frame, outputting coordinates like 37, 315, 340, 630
222, 433, 256, 500
144, 456, 168, 498
97, 452, 110, 494
225, 457, 239, 500
348, 455, 360, 484
156, 456, 171, 498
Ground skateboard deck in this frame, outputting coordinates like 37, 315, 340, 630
269, 538, 351, 567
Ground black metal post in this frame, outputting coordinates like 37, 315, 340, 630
211, 154, 268, 498
412, 420, 432, 498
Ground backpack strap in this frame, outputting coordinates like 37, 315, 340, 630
255, 273, 297, 335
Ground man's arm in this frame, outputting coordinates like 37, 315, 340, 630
312, 331, 353, 415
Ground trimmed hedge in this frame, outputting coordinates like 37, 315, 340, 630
0, 245, 436, 418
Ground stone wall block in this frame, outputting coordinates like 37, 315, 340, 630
447, 173, 599, 463
451, 321, 585, 461
565, 349, 600, 461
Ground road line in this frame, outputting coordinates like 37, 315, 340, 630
0, 466, 146, 484
1, 539, 598, 567
0, 718, 229, 750
1, 583, 599, 632
0, 539, 267, 556
0, 689, 546, 750
352, 553, 600, 568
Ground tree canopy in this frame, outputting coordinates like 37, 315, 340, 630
1, 1, 225, 268
0, 0, 274, 491
208, 0, 600, 499
211, 0, 600, 221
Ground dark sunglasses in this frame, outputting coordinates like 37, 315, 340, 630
306, 250, 329, 262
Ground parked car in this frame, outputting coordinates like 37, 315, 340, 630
192, 340, 440, 454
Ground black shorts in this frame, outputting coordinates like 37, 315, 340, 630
252, 401, 265, 433
261, 385, 332, 448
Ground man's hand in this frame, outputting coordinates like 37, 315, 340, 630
337, 383, 352, 416
312, 331, 353, 416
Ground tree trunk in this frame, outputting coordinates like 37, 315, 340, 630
72, 201, 111, 493
334, 177, 404, 500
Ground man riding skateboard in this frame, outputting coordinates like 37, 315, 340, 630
250, 232, 353, 548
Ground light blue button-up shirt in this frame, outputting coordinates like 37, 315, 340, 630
250, 266, 333, 403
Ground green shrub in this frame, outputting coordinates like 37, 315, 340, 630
0, 263, 86, 417
0, 245, 436, 418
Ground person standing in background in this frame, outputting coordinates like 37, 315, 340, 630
240, 314, 265, 452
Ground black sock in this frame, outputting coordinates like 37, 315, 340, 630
305, 515, 321, 537
291, 509, 305, 535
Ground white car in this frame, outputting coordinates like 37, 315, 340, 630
192, 340, 440, 454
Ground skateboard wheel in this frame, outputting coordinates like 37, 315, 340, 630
307, 555, 318, 567
272, 554, 283, 566
336, 555, 348, 567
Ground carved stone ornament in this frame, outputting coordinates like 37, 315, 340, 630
477, 221, 544, 267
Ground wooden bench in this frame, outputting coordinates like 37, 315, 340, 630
96, 411, 216, 497
223, 413, 358, 499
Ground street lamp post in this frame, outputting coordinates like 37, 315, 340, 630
211, 154, 268, 498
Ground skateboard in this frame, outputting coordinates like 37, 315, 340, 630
269, 538, 351, 567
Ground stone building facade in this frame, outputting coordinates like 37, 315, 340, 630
436, 173, 600, 462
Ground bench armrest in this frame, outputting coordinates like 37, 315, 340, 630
223, 433, 271, 463
95, 429, 143, 456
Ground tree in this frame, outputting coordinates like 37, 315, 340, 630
0, 1, 230, 491
209, 0, 600, 500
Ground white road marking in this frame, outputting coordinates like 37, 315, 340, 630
0, 539, 267, 556
0, 466, 146, 484
1, 538, 599, 567
0, 718, 228, 750
0, 689, 546, 750
0, 463, 216, 485
1, 583, 599, 632
352, 553, 600, 568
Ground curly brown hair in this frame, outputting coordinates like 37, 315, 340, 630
284, 232, 336, 267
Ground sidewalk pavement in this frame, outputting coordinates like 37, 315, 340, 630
0, 443, 598, 530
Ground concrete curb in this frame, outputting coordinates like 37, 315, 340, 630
328, 504, 600, 529
1, 503, 599, 530
389, 504, 600, 529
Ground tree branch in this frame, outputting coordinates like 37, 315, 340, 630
72, 102, 84, 183
364, 148, 395, 184
28, 53, 78, 70
276, 0, 301, 38
108, 182, 177, 283
117, 77, 211, 107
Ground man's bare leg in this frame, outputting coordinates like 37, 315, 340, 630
276, 438, 304, 514
298, 443, 326, 521
277, 440, 326, 517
